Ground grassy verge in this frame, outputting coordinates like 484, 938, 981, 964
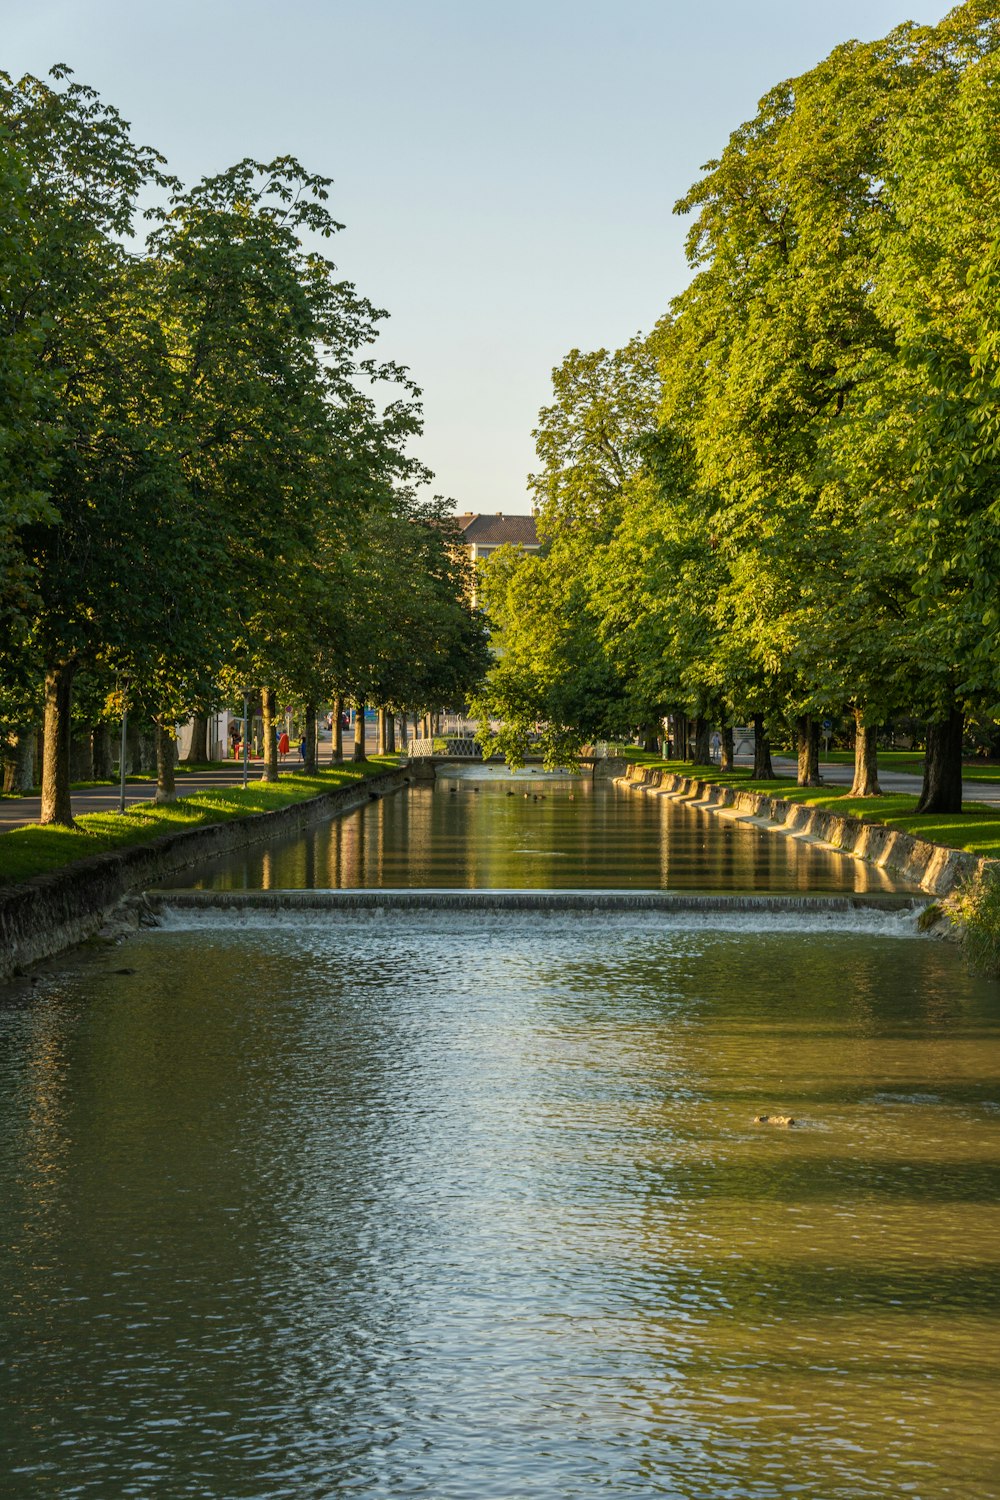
620, 755, 1000, 860
0, 758, 399, 884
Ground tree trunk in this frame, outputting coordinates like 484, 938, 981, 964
377, 706, 387, 755
138, 729, 157, 774
691, 717, 712, 766
125, 719, 141, 775
69, 730, 93, 782
332, 695, 343, 763
916, 708, 963, 814
304, 702, 317, 776
849, 709, 881, 797
184, 714, 208, 764
673, 713, 689, 761
353, 702, 367, 762
752, 713, 776, 780
640, 723, 660, 754
720, 724, 734, 774
261, 687, 279, 782
796, 715, 823, 787
155, 720, 176, 803
398, 713, 408, 752
92, 723, 113, 780
40, 663, 76, 826
386, 714, 396, 753
3, 729, 36, 793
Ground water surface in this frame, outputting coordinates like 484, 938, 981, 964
2, 911, 998, 1498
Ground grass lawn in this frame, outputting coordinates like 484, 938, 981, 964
621, 755, 1000, 861
0, 758, 399, 884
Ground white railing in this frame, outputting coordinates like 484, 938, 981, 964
407, 736, 482, 758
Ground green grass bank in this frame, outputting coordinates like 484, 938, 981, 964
0, 759, 399, 885
616, 753, 1000, 861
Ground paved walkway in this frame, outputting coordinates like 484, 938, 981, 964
0, 734, 374, 833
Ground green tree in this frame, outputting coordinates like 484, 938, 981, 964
0, 67, 176, 823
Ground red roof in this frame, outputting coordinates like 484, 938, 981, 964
455, 512, 539, 547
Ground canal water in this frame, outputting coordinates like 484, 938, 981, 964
162, 769, 910, 893
2, 775, 999, 1497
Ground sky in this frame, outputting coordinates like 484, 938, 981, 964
5, 0, 945, 514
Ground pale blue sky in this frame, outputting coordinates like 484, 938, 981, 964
5, 0, 943, 511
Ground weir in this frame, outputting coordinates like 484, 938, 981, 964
147, 887, 924, 916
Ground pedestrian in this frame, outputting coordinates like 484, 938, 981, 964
711, 730, 721, 762
278, 729, 290, 761
298, 734, 307, 764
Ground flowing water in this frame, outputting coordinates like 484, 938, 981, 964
2, 774, 999, 1498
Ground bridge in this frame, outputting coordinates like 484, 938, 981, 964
406, 736, 484, 758
405, 736, 604, 764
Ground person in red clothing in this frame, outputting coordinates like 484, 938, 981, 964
278, 730, 290, 761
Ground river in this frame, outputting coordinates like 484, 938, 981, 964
1, 772, 998, 1497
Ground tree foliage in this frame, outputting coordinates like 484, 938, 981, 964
476, 1, 1000, 809
0, 68, 486, 820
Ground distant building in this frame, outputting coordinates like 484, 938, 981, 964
455, 511, 540, 565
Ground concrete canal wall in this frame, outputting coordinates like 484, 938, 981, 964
0, 767, 408, 982
615, 763, 991, 899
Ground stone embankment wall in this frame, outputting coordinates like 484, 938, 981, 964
616, 764, 990, 898
592, 757, 630, 782
0, 767, 407, 982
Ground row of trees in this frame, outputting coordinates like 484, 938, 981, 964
475, 0, 1000, 813
1, 68, 488, 824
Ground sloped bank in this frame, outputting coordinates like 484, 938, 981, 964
0, 766, 407, 982
616, 763, 989, 899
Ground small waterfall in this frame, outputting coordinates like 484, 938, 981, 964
148, 887, 928, 936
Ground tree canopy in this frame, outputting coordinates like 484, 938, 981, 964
475, 0, 1000, 808
0, 67, 487, 820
